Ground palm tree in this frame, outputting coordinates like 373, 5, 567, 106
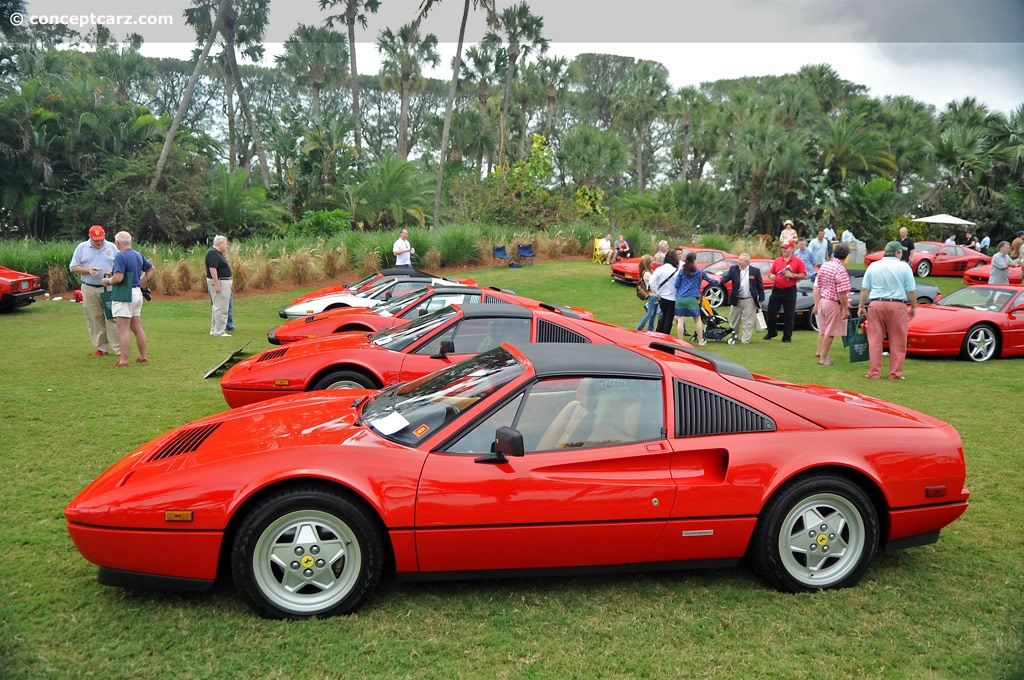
611, 60, 670, 194
417, 0, 496, 228
377, 22, 440, 159
557, 125, 628, 189
460, 44, 505, 172
275, 24, 348, 116
483, 1, 548, 168
987, 103, 1024, 182
818, 112, 897, 186
320, 0, 381, 165
151, 0, 231, 190
535, 55, 568, 140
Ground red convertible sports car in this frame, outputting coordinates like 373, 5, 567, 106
904, 284, 1024, 362
0, 265, 44, 312
269, 285, 593, 345
611, 247, 735, 284
225, 303, 668, 407
66, 341, 970, 619
864, 242, 990, 278
290, 267, 477, 305
962, 263, 1022, 286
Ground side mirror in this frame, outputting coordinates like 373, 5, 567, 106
475, 426, 524, 464
1008, 305, 1024, 315
432, 339, 455, 359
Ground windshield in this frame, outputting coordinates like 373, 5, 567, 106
345, 272, 380, 290
939, 286, 1018, 311
362, 347, 524, 446
916, 243, 940, 255
369, 304, 459, 351
373, 288, 430, 317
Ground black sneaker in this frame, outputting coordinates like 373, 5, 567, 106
763, 334, 775, 340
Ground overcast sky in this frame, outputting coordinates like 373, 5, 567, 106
21, 0, 1024, 113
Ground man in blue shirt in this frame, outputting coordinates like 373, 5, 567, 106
101, 231, 154, 367
857, 241, 917, 380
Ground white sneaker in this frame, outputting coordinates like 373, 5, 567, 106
215, 332, 231, 337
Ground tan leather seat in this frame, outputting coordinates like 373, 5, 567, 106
587, 389, 643, 446
536, 379, 599, 450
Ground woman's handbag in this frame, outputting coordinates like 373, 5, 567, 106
635, 279, 649, 301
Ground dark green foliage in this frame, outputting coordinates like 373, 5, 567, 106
289, 209, 354, 238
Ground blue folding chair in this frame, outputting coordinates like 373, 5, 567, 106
516, 243, 535, 264
493, 245, 514, 267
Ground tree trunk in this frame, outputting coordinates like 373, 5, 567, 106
347, 13, 362, 166
150, 0, 230, 190
497, 47, 517, 168
398, 75, 410, 159
225, 43, 271, 187
224, 63, 236, 172
432, 0, 470, 229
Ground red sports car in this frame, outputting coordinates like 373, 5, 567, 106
962, 263, 1023, 286
864, 242, 991, 278
611, 247, 736, 284
224, 303, 671, 407
904, 284, 1024, 362
268, 285, 593, 344
291, 267, 478, 305
699, 258, 774, 308
0, 265, 44, 312
66, 341, 969, 619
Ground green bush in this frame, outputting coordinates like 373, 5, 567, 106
435, 225, 483, 267
289, 210, 353, 238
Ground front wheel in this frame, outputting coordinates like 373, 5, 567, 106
961, 324, 999, 362
703, 285, 727, 308
231, 487, 384, 619
749, 474, 878, 592
915, 260, 932, 277
808, 310, 820, 332
311, 369, 377, 391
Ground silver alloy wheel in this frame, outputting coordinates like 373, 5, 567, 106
964, 325, 997, 362
916, 260, 931, 277
252, 509, 362, 616
703, 285, 726, 308
776, 492, 867, 588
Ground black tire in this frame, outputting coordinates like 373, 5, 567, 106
915, 260, 931, 277
231, 486, 384, 619
916, 296, 933, 305
960, 324, 999, 362
311, 369, 377, 391
703, 285, 727, 308
749, 474, 878, 593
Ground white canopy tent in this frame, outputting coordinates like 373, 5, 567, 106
911, 213, 976, 226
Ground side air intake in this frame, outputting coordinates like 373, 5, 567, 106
676, 381, 775, 437
146, 423, 221, 462
536, 319, 590, 343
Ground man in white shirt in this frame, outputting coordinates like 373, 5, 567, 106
393, 228, 414, 267
944, 234, 956, 246
808, 229, 828, 268
597, 234, 614, 264
841, 229, 856, 244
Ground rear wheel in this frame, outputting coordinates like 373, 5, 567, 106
961, 324, 999, 362
703, 285, 727, 308
915, 260, 932, 277
808, 311, 820, 332
231, 487, 383, 619
750, 474, 878, 592
311, 369, 377, 391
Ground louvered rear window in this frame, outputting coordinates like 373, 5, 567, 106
675, 380, 775, 437
536, 319, 590, 343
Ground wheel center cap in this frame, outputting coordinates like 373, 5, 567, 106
301, 554, 315, 568
816, 534, 829, 546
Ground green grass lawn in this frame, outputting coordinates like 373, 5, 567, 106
1, 260, 1020, 679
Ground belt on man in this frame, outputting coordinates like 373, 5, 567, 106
207, 277, 231, 280
83, 283, 103, 288
872, 297, 906, 303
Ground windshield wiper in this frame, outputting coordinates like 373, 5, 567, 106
355, 383, 401, 425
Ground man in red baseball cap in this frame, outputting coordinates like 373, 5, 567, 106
763, 239, 808, 342
69, 225, 120, 356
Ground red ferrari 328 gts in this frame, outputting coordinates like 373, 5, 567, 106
66, 341, 969, 619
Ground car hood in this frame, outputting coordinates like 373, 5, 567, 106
65, 390, 380, 524
907, 304, 979, 332
281, 294, 378, 317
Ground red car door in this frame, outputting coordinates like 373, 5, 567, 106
412, 376, 674, 572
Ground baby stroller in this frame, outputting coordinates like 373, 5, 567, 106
692, 295, 737, 345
